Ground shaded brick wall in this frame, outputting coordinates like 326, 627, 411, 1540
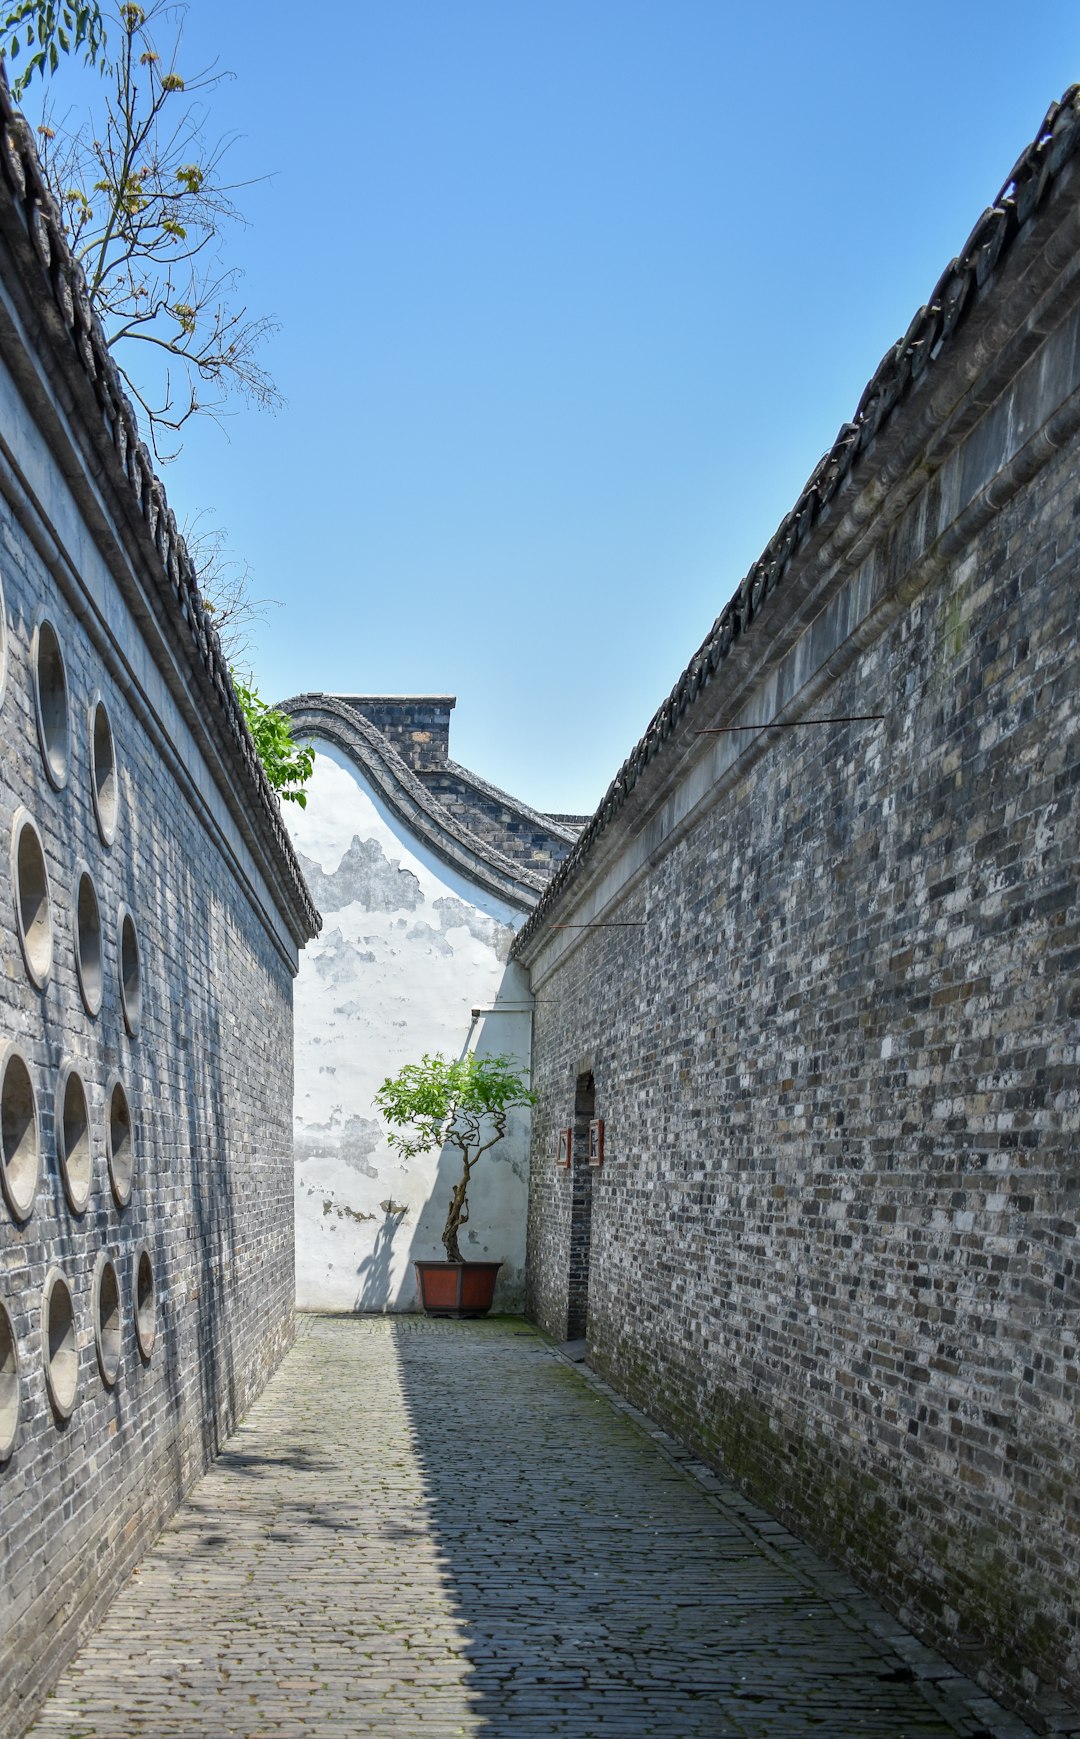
0, 436, 302, 1734
338, 696, 456, 769
523, 281, 1080, 1722
418, 766, 580, 873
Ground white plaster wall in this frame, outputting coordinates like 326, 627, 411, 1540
286, 741, 532, 1311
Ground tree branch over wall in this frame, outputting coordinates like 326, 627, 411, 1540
30, 0, 281, 459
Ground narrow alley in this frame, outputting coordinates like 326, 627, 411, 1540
27, 1318, 1035, 1739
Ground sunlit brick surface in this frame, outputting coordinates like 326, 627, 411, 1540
28, 1317, 1035, 1738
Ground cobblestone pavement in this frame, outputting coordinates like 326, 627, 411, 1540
28, 1316, 1037, 1739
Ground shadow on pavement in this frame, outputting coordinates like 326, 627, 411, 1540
386, 1316, 1002, 1739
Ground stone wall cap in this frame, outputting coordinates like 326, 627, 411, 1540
333, 694, 457, 706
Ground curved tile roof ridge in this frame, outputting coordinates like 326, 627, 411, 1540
512, 83, 1080, 961
0, 81, 320, 943
282, 693, 549, 911
433, 757, 584, 846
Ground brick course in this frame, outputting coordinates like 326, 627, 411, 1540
336, 695, 457, 770
0, 99, 315, 1739
519, 126, 1080, 1730
0, 462, 303, 1739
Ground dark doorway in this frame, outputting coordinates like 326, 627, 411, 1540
566, 1071, 595, 1340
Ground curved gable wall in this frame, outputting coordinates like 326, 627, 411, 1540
286, 736, 534, 1312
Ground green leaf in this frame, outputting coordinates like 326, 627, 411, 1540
3, 0, 105, 91
229, 669, 315, 806
374, 1052, 536, 1163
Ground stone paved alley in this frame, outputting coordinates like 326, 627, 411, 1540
27, 1318, 1037, 1739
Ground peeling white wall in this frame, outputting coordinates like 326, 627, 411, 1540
286, 741, 532, 1311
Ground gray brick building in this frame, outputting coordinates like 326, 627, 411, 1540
0, 83, 319, 1738
514, 88, 1080, 1729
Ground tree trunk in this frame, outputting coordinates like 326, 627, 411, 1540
442, 1167, 470, 1263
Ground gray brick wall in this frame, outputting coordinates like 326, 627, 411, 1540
520, 178, 1080, 1726
337, 696, 456, 769
417, 766, 579, 873
0, 488, 300, 1738
332, 696, 580, 875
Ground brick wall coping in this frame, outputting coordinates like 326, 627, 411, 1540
425, 757, 586, 846
281, 693, 548, 911
333, 694, 584, 839
0, 78, 320, 946
512, 84, 1080, 963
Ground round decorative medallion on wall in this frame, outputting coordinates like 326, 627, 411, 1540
133, 1245, 156, 1359
0, 1300, 19, 1461
11, 808, 53, 990
41, 1268, 78, 1421
33, 613, 70, 791
56, 1065, 93, 1214
0, 1044, 40, 1223
88, 692, 119, 846
105, 1075, 134, 1207
73, 866, 103, 1017
91, 1253, 121, 1387
116, 904, 142, 1037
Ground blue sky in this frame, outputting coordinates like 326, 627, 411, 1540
28, 2, 1080, 813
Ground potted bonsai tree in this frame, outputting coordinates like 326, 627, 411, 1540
374, 1050, 536, 1317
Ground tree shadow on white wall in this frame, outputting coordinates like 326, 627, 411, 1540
354, 1204, 409, 1310
396, 963, 533, 1310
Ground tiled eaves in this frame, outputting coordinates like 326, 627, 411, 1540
421, 758, 584, 848
512, 83, 1080, 963
282, 694, 548, 912
0, 83, 320, 946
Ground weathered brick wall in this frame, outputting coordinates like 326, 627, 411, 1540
0, 480, 302, 1736
332, 694, 581, 873
0, 96, 316, 1729
521, 156, 1080, 1726
418, 765, 580, 872
338, 695, 456, 769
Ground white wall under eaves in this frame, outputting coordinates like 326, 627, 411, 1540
287, 740, 532, 1312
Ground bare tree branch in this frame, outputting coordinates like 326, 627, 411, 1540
32, 0, 281, 460
181, 509, 277, 666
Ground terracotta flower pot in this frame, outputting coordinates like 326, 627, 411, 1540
414, 1260, 502, 1318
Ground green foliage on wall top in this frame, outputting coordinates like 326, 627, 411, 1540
231, 671, 314, 809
